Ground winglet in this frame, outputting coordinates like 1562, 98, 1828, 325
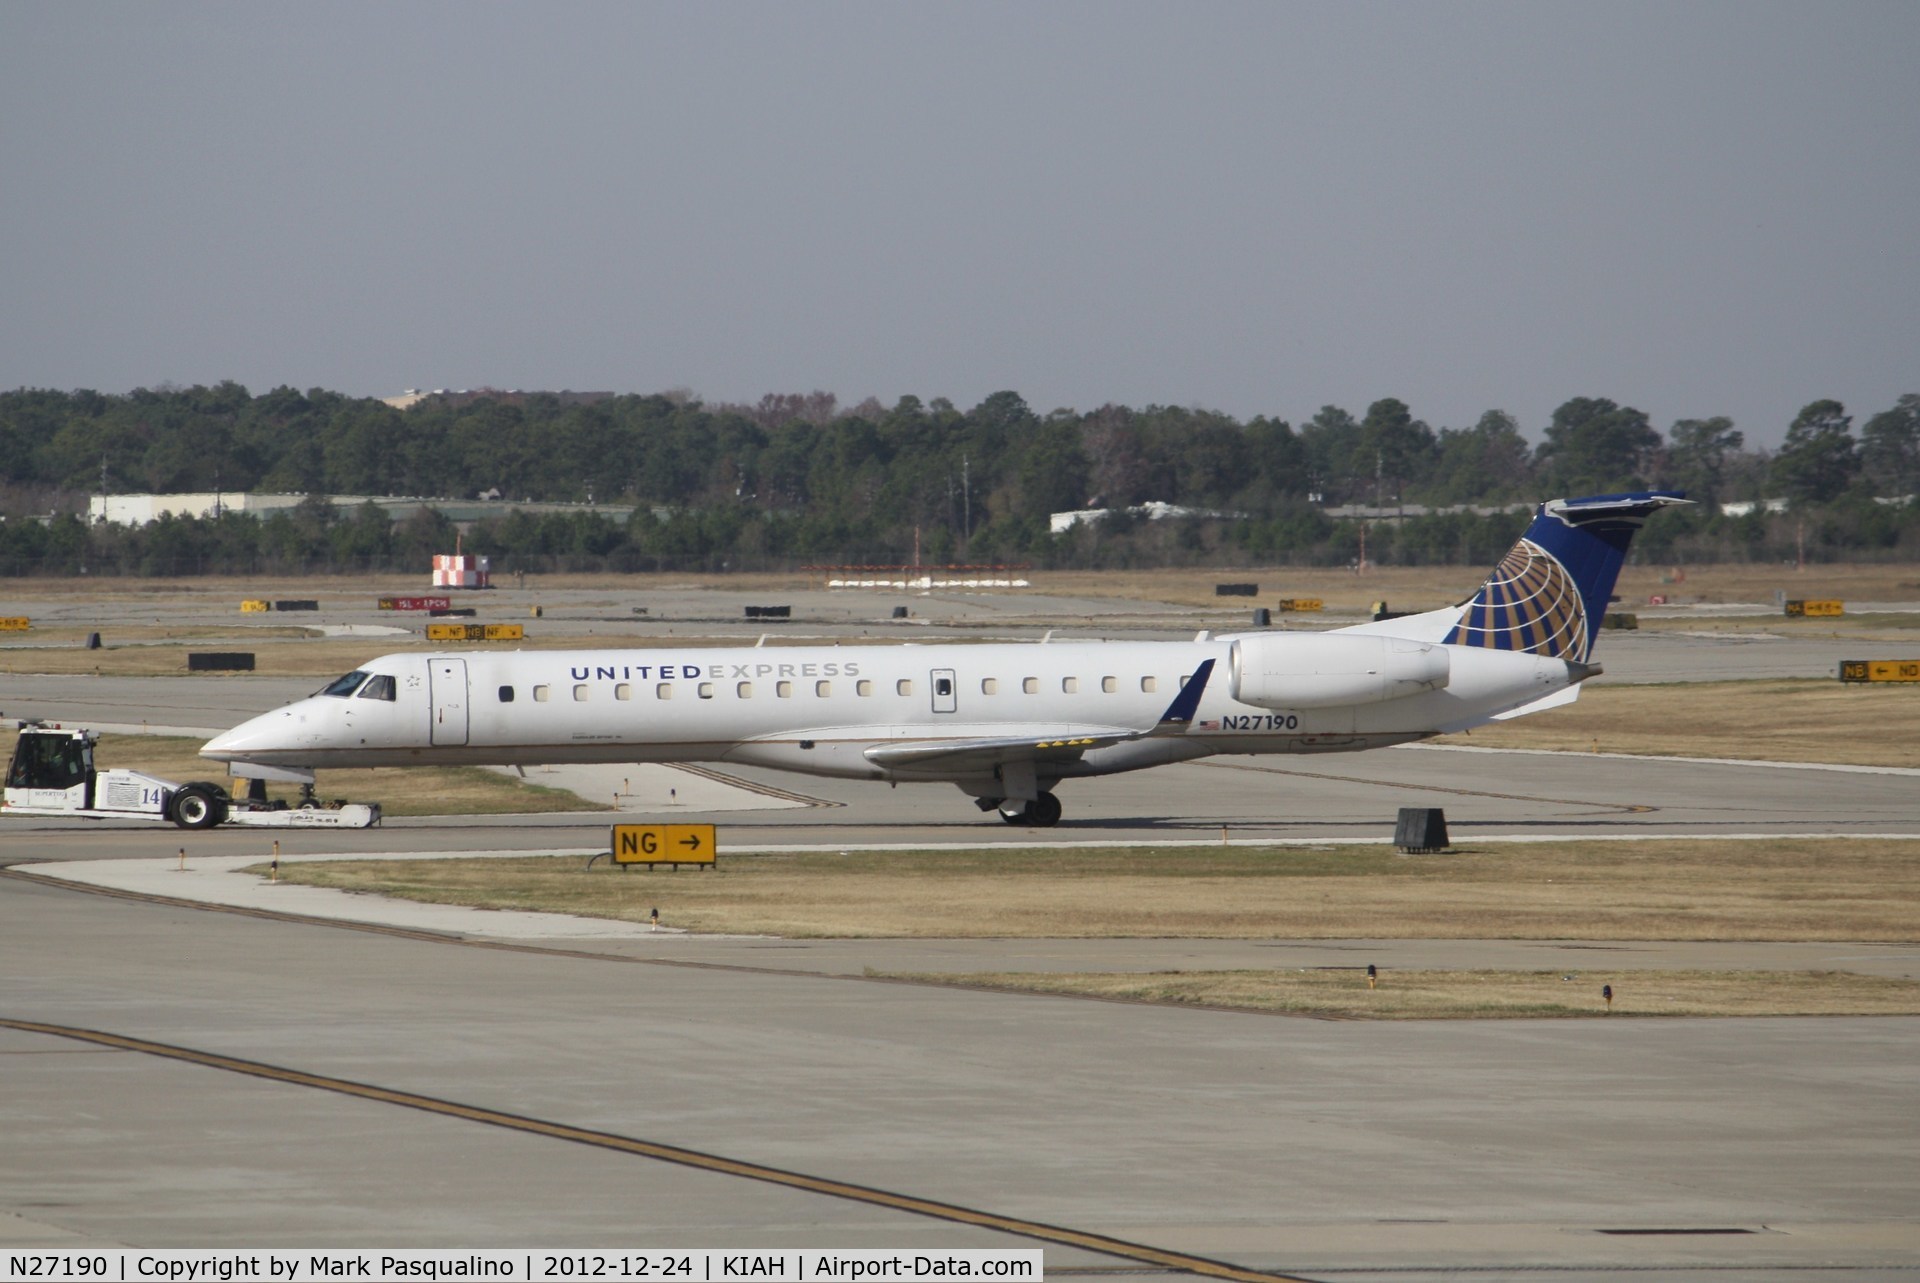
1155, 658, 1215, 730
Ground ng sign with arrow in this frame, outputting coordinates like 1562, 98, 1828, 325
609, 823, 719, 869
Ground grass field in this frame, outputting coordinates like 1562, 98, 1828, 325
7, 559, 1917, 614
879, 967, 1920, 1019
1041, 561, 1920, 613
258, 837, 1920, 941
0, 630, 904, 677
0, 730, 605, 817
1438, 678, 1920, 767
256, 838, 1920, 1018
11, 556, 1920, 618
11, 613, 1917, 679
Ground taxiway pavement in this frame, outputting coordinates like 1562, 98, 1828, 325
4, 610, 1919, 1278
4, 865, 1917, 1280
5, 734, 1915, 862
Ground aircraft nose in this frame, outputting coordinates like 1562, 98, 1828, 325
201, 708, 299, 762
200, 719, 255, 762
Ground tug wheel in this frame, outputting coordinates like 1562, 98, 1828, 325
171, 784, 227, 829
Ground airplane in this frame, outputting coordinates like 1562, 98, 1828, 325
201, 491, 1684, 826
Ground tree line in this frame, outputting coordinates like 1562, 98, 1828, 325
0, 383, 1915, 577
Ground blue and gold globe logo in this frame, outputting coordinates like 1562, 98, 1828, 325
1444, 539, 1589, 662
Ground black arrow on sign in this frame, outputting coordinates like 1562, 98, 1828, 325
678, 834, 702, 851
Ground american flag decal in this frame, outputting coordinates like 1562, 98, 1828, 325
1444, 538, 1589, 662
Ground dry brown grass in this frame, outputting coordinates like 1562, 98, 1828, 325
1613, 562, 1920, 607
0, 633, 771, 678
883, 968, 1920, 1019
1038, 562, 1920, 613
1445, 679, 1920, 767
0, 572, 792, 598
8, 561, 1918, 677
259, 838, 1920, 941
11, 561, 1915, 613
0, 729, 604, 817
10, 620, 1915, 688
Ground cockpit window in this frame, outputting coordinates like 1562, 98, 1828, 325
356, 674, 397, 702
320, 670, 371, 697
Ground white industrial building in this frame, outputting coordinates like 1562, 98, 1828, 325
88, 492, 313, 525
88, 492, 647, 527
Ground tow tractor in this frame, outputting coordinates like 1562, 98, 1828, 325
3, 722, 380, 829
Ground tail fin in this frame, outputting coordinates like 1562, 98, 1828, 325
1444, 491, 1688, 663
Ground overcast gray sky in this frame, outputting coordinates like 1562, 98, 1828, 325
2, 1, 1914, 447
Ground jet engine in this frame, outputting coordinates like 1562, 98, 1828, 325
1228, 633, 1450, 709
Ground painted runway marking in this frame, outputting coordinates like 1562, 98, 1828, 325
1402, 742, 1920, 777
1193, 759, 1654, 813
0, 1017, 1316, 1283
667, 762, 844, 806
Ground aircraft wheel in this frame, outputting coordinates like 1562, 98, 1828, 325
1029, 792, 1062, 827
171, 784, 226, 829
998, 794, 1062, 827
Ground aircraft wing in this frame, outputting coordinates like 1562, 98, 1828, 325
863, 727, 1138, 772
862, 659, 1214, 773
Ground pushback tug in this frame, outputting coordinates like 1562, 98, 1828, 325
4, 722, 379, 829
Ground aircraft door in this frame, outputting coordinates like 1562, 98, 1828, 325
430, 659, 469, 746
931, 668, 958, 714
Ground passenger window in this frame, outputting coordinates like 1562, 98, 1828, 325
1102, 676, 1117, 693
615, 683, 631, 701
856, 679, 873, 696
935, 676, 953, 696
816, 680, 831, 697
573, 684, 589, 701
498, 686, 515, 703
1140, 676, 1157, 694
777, 681, 793, 697
356, 675, 396, 701
656, 683, 672, 699
1062, 677, 1078, 694
737, 681, 753, 698
896, 679, 913, 696
533, 685, 550, 702
981, 678, 998, 695
1022, 677, 1038, 694
698, 682, 714, 699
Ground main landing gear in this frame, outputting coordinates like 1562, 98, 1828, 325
994, 793, 1062, 828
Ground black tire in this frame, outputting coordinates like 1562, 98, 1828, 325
999, 794, 1062, 827
171, 783, 226, 829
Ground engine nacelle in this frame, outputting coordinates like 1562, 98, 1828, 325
1228, 633, 1450, 709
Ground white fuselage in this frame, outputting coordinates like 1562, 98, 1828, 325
201, 636, 1581, 800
